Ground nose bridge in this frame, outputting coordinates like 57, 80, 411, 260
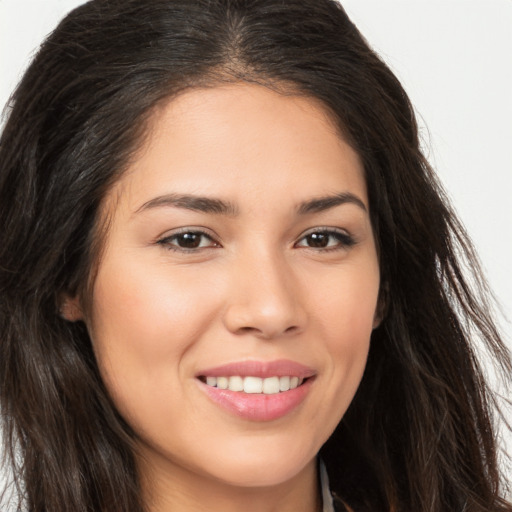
223, 242, 305, 338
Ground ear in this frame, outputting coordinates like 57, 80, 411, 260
372, 281, 389, 329
59, 293, 84, 322
372, 307, 383, 330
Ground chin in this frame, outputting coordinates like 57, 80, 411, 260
210, 459, 312, 489
193, 436, 319, 489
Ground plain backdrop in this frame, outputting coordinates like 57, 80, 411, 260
1, 0, 511, 489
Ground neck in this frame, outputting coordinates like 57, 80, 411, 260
140, 454, 321, 512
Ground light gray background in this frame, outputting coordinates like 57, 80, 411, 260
1, 0, 511, 488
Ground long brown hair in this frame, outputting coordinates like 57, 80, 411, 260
1, 1, 510, 511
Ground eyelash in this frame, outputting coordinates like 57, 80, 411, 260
157, 227, 356, 253
294, 228, 356, 252
157, 229, 219, 252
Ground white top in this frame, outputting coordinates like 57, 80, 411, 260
320, 459, 335, 512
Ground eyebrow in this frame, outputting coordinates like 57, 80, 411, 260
135, 191, 367, 216
136, 193, 239, 216
297, 192, 367, 214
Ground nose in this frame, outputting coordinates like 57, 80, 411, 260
223, 250, 306, 340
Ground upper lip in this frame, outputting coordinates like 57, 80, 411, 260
196, 359, 316, 379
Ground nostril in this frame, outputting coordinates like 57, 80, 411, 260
239, 326, 256, 334
234, 324, 300, 339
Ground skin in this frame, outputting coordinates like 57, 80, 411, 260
64, 83, 381, 512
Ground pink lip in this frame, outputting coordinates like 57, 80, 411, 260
196, 360, 316, 422
196, 359, 316, 379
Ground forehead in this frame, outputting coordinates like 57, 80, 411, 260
104, 83, 367, 216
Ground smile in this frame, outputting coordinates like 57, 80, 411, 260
200, 375, 305, 394
196, 360, 315, 421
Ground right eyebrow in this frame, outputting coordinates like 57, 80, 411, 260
297, 192, 367, 215
135, 193, 239, 216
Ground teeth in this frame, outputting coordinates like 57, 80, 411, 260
217, 376, 228, 389
228, 376, 244, 392
279, 376, 290, 391
262, 376, 280, 394
203, 375, 306, 394
244, 376, 263, 393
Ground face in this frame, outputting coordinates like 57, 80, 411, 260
70, 84, 380, 495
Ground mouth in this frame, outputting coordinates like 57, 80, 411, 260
198, 375, 308, 394
196, 360, 315, 421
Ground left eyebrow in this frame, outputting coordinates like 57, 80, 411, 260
297, 192, 367, 215
135, 193, 239, 216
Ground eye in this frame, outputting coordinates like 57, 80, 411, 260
295, 229, 355, 251
157, 230, 219, 251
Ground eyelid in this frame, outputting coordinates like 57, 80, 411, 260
156, 227, 221, 251
294, 226, 356, 250
154, 226, 356, 253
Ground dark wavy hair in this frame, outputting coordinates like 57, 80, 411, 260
0, 1, 510, 511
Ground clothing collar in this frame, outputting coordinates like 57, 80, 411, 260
319, 459, 335, 512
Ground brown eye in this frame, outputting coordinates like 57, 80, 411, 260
158, 230, 219, 251
304, 232, 330, 248
295, 229, 356, 250
175, 232, 203, 248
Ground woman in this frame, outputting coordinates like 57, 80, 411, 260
0, 1, 510, 511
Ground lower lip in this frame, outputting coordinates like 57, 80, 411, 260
198, 378, 313, 421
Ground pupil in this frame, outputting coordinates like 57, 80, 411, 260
307, 233, 329, 248
178, 233, 201, 248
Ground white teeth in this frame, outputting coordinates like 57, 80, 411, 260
203, 375, 306, 394
279, 376, 290, 391
262, 376, 280, 394
244, 376, 263, 394
217, 376, 229, 389
228, 376, 244, 392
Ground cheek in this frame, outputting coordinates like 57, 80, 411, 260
87, 255, 223, 407
312, 255, 379, 339
308, 259, 378, 417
